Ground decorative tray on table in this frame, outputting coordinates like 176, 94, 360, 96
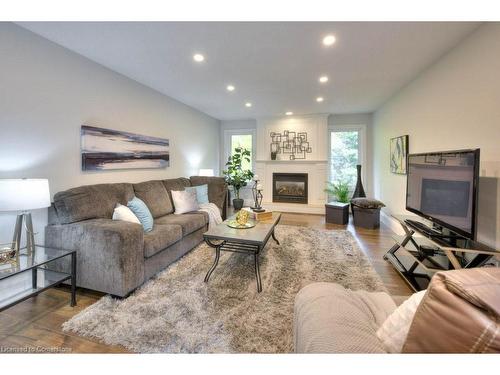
226, 220, 256, 229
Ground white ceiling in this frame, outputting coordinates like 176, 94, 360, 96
18, 22, 480, 121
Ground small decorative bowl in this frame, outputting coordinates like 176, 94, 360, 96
226, 220, 256, 229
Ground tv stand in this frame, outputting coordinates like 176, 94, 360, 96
384, 215, 499, 291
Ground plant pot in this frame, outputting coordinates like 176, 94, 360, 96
232, 198, 244, 210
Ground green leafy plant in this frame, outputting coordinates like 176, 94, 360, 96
324, 181, 350, 203
223, 147, 254, 199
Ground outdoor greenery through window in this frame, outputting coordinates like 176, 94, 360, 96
329, 130, 360, 192
230, 134, 253, 171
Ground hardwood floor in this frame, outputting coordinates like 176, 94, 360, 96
0, 213, 411, 353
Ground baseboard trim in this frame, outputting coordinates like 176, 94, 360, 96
380, 211, 404, 235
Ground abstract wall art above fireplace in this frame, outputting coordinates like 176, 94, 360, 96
81, 125, 170, 171
270, 130, 312, 160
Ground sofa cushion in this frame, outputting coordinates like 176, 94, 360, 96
155, 212, 207, 235
53, 183, 135, 224
162, 177, 192, 196
294, 282, 396, 353
143, 224, 183, 258
133, 180, 174, 217
190, 176, 227, 212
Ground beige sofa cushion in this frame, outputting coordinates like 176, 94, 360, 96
294, 282, 396, 353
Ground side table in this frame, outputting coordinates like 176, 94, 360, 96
0, 245, 76, 311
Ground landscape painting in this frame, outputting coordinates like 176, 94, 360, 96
81, 125, 169, 171
390, 135, 409, 174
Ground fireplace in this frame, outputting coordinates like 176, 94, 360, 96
273, 173, 308, 204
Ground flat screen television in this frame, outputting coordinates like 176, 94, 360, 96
406, 149, 480, 240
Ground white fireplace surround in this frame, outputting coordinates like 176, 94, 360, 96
255, 114, 329, 213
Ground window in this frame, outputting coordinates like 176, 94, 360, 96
223, 129, 256, 172
328, 125, 366, 192
230, 134, 253, 171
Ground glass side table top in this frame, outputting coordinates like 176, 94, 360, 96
0, 245, 75, 280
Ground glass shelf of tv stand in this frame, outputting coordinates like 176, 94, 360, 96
392, 214, 499, 255
391, 234, 451, 272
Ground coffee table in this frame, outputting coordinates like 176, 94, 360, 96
203, 212, 281, 292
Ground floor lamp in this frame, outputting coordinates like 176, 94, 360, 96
0, 179, 51, 257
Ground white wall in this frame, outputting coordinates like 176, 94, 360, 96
0, 23, 220, 245
373, 23, 500, 248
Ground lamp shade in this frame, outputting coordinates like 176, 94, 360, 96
199, 169, 215, 177
0, 179, 51, 211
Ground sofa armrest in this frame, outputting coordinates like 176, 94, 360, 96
294, 282, 395, 353
45, 219, 145, 297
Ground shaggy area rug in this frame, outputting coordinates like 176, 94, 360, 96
62, 225, 387, 353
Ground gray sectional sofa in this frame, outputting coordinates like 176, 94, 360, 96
45, 176, 227, 297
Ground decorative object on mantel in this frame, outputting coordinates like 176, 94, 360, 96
223, 147, 254, 211
0, 179, 51, 258
352, 164, 366, 199
270, 130, 312, 160
251, 175, 265, 212
81, 125, 169, 171
390, 135, 409, 174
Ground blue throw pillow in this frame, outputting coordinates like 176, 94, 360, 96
127, 197, 154, 232
185, 184, 209, 205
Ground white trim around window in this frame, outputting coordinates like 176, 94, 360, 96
327, 123, 367, 185
223, 128, 257, 172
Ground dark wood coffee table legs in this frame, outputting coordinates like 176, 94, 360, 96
204, 239, 266, 292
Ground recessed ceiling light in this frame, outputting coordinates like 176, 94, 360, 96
319, 75, 329, 83
285, 112, 293, 116
245, 102, 252, 108
322, 35, 336, 46
193, 53, 205, 62
226, 85, 235, 92
316, 97, 324, 102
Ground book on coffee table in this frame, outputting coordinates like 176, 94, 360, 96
241, 207, 273, 221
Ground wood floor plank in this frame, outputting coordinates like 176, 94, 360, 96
0, 212, 411, 353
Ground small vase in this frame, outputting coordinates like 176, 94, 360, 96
271, 152, 277, 160
233, 198, 244, 210
352, 164, 366, 199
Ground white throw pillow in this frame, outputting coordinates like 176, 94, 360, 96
171, 189, 200, 215
376, 290, 426, 353
112, 203, 141, 224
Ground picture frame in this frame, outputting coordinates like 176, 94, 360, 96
390, 135, 409, 174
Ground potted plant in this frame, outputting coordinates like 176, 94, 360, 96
324, 180, 350, 203
223, 147, 254, 210
324, 180, 351, 225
